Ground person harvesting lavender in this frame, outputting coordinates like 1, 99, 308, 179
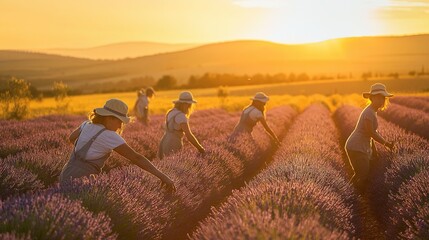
230, 92, 280, 146
158, 91, 205, 159
345, 83, 395, 193
60, 98, 175, 191
134, 87, 155, 125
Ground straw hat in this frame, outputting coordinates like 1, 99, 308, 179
251, 92, 270, 103
363, 83, 393, 98
173, 91, 197, 104
94, 99, 130, 123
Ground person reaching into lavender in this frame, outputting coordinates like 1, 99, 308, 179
60, 98, 175, 191
158, 91, 205, 160
230, 92, 280, 146
345, 83, 395, 193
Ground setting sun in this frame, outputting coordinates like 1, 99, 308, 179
251, 0, 388, 43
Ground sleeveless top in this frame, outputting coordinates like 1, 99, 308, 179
165, 109, 187, 137
232, 106, 263, 134
157, 109, 188, 159
346, 106, 378, 155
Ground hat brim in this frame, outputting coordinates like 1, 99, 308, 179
250, 97, 269, 103
362, 91, 394, 99
95, 108, 130, 124
172, 100, 197, 104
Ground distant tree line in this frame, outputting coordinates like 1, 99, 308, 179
77, 76, 156, 94
1, 65, 427, 99
155, 72, 344, 90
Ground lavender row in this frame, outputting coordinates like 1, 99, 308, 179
0, 163, 44, 199
334, 105, 429, 239
390, 96, 429, 113
192, 104, 357, 239
0, 106, 297, 239
379, 103, 429, 140
0, 109, 239, 198
0, 192, 116, 239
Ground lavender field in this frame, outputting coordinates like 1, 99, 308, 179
0, 96, 428, 239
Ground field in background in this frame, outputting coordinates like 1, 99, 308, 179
28, 77, 429, 118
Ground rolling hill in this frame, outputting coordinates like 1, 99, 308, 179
37, 42, 202, 60
1, 34, 428, 90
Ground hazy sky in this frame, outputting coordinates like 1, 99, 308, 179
1, 0, 428, 49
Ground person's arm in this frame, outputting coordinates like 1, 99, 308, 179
143, 108, 149, 125
114, 143, 176, 191
364, 119, 394, 150
260, 118, 280, 146
136, 100, 145, 118
180, 122, 205, 154
69, 127, 81, 144
371, 138, 379, 158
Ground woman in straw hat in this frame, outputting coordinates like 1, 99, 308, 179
158, 91, 205, 159
345, 83, 395, 193
134, 87, 155, 125
60, 98, 175, 190
230, 92, 280, 146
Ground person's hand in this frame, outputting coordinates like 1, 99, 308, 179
385, 141, 395, 151
198, 146, 206, 155
143, 118, 150, 125
160, 176, 176, 192
272, 137, 280, 147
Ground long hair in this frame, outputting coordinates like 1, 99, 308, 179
146, 87, 155, 98
88, 111, 124, 134
246, 100, 266, 114
367, 95, 390, 111
173, 102, 193, 117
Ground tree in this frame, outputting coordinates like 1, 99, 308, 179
0, 77, 32, 119
288, 73, 296, 82
52, 81, 70, 113
361, 72, 372, 81
297, 73, 310, 81
155, 75, 177, 90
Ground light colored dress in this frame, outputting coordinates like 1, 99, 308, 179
345, 105, 378, 189
230, 106, 264, 139
158, 108, 188, 159
135, 95, 149, 119
345, 105, 378, 156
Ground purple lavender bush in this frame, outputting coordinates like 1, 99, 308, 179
388, 169, 429, 239
379, 103, 429, 140
0, 163, 44, 199
0, 192, 116, 239
390, 96, 429, 114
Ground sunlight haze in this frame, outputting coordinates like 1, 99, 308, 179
0, 0, 428, 49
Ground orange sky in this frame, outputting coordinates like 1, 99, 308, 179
1, 0, 428, 49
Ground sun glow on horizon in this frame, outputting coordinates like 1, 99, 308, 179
239, 0, 391, 44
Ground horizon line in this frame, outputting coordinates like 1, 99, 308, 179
1, 32, 428, 51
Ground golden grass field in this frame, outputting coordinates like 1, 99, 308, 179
21, 77, 429, 118
28, 89, 361, 118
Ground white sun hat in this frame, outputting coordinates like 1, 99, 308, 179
94, 99, 130, 123
250, 92, 270, 103
173, 91, 197, 104
362, 83, 394, 98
